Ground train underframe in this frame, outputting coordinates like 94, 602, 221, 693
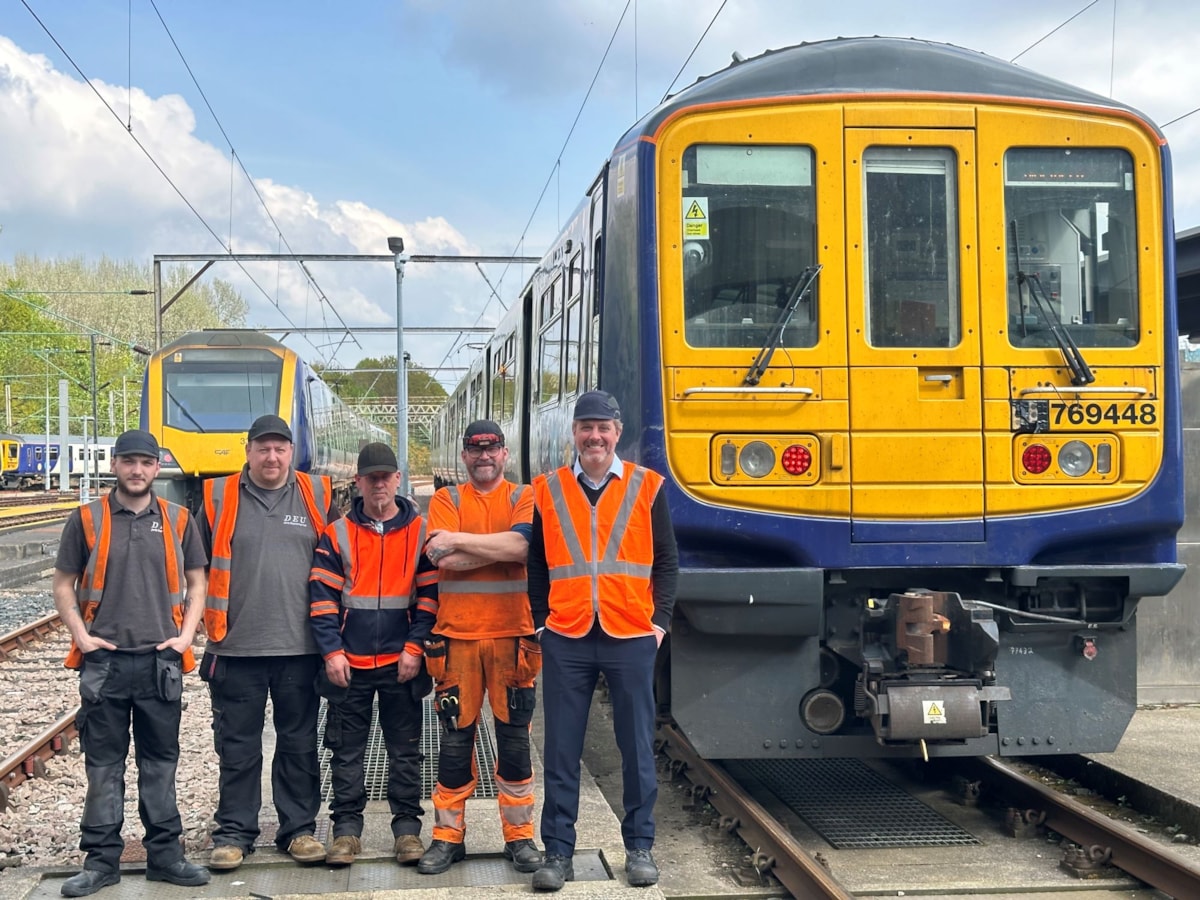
665, 565, 1180, 760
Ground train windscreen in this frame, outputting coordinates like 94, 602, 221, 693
681, 144, 818, 349
1005, 147, 1139, 348
161, 348, 283, 433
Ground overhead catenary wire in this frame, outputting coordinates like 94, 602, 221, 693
19, 0, 331, 363
1009, 0, 1101, 63
146, 0, 359, 357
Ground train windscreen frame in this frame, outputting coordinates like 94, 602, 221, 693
161, 348, 283, 433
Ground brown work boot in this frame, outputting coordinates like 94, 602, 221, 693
287, 834, 326, 864
393, 833, 425, 865
209, 844, 244, 870
325, 835, 361, 866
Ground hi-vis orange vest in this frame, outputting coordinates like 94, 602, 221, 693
204, 470, 330, 641
532, 461, 662, 638
65, 496, 196, 671
431, 482, 533, 639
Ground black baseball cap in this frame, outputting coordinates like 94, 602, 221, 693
573, 390, 621, 421
113, 429, 160, 458
358, 442, 399, 475
247, 414, 293, 442
463, 419, 505, 449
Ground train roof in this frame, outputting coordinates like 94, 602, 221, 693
624, 36, 1162, 143
157, 329, 287, 354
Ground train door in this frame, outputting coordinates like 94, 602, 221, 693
844, 127, 985, 541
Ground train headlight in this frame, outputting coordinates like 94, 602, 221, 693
1057, 440, 1094, 477
738, 441, 775, 478
1021, 444, 1051, 475
781, 444, 812, 476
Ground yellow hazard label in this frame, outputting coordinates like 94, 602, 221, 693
683, 197, 709, 239
922, 700, 947, 724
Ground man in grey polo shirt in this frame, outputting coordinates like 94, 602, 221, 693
199, 415, 339, 870
53, 429, 209, 897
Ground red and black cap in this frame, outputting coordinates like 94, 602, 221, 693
463, 419, 505, 449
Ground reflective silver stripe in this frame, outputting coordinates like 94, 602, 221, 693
510, 484, 528, 508
163, 498, 188, 607
333, 518, 353, 575
447, 485, 460, 507
548, 561, 652, 581
78, 499, 108, 606
544, 470, 588, 575
343, 595, 412, 609
207, 596, 230, 611
603, 467, 645, 563
210, 557, 232, 571
439, 580, 527, 594
306, 474, 330, 529
208, 475, 230, 534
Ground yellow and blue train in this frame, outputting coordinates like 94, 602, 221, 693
430, 37, 1186, 759
140, 330, 391, 512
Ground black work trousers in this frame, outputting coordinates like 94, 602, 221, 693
206, 654, 321, 852
76, 649, 184, 874
324, 664, 423, 839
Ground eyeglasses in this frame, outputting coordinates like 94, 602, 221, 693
465, 445, 504, 458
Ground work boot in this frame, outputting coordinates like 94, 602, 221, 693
624, 848, 659, 887
417, 839, 465, 874
145, 858, 212, 887
503, 838, 542, 873
532, 853, 574, 891
208, 845, 244, 870
326, 835, 362, 866
287, 834, 326, 864
393, 834, 425, 865
59, 869, 119, 897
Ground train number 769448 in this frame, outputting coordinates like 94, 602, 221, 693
1050, 402, 1157, 427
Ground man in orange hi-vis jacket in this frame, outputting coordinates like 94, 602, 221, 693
416, 420, 543, 877
527, 391, 678, 893
53, 429, 210, 897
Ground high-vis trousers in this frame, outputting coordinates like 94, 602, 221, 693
425, 636, 541, 844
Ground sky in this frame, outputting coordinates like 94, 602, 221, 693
2, 0, 1199, 387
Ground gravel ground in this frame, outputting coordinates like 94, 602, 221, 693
0, 579, 219, 874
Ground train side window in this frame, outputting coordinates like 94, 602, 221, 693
680, 144, 818, 350
564, 299, 582, 397
1004, 147, 1139, 348
538, 275, 564, 405
863, 146, 959, 348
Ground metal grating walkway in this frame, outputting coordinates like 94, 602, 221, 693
729, 758, 979, 849
317, 697, 498, 802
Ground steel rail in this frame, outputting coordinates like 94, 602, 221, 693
0, 708, 79, 813
656, 722, 853, 899
964, 755, 1200, 898
0, 612, 63, 659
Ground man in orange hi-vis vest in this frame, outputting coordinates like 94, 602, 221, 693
198, 414, 339, 872
527, 391, 678, 893
53, 429, 209, 897
416, 420, 542, 877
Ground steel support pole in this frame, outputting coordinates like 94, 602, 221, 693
393, 248, 409, 495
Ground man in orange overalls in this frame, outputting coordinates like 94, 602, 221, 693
417, 420, 543, 876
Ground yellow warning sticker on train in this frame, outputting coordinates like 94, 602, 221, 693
923, 700, 947, 724
684, 197, 709, 239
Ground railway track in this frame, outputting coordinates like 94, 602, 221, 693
0, 493, 78, 531
656, 722, 1200, 898
0, 613, 76, 813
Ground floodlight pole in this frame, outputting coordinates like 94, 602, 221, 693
389, 237, 410, 496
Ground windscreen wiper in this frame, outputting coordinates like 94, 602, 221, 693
1009, 221, 1094, 386
743, 264, 822, 386
164, 387, 207, 433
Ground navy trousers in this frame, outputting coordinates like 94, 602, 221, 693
207, 654, 322, 852
540, 625, 658, 857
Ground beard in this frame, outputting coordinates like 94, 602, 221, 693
117, 477, 152, 497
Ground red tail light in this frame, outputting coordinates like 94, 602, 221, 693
781, 444, 812, 476
1022, 444, 1052, 475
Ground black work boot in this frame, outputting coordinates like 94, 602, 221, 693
145, 858, 211, 887
532, 853, 574, 891
503, 838, 543, 873
625, 848, 659, 886
416, 839, 465, 875
60, 869, 120, 898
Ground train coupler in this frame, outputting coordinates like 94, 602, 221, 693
862, 677, 1011, 741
